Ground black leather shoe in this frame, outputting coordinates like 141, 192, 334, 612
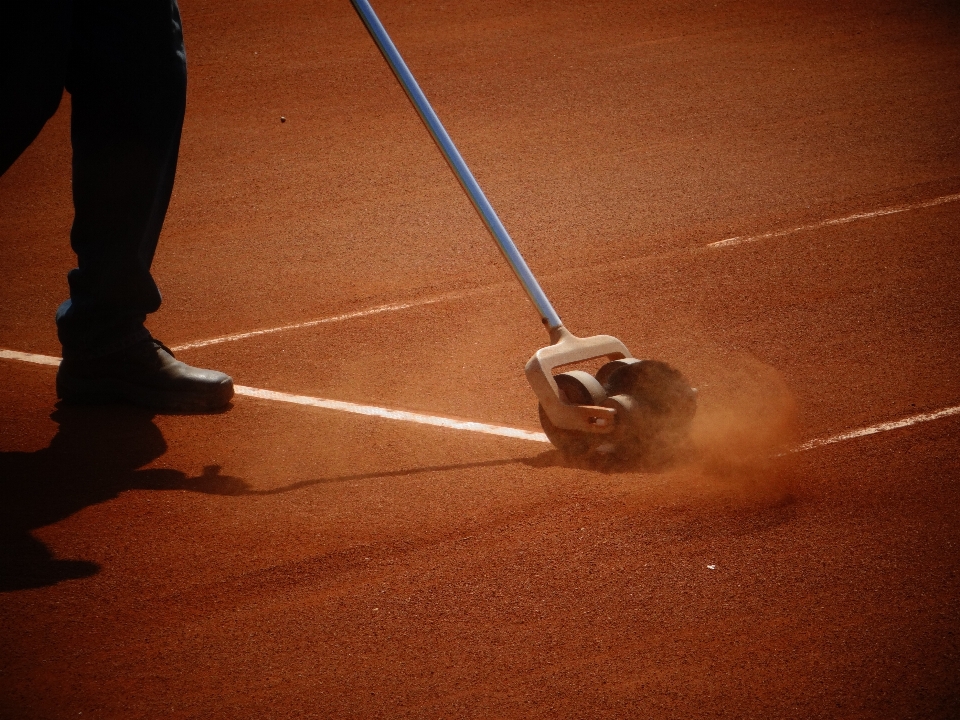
57, 338, 234, 412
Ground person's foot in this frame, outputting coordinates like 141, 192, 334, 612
57, 337, 234, 412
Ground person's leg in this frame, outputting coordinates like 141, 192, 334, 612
56, 0, 186, 356
0, 1, 72, 176
55, 0, 232, 412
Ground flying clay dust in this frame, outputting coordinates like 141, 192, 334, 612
683, 353, 799, 497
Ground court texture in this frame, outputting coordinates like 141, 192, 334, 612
1, 0, 958, 717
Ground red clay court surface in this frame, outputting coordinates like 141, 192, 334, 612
2, 1, 960, 717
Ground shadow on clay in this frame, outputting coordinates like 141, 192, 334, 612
0, 407, 546, 592
0, 404, 250, 592
233, 457, 531, 496
236, 443, 721, 499
524, 447, 691, 473
1, 358, 799, 592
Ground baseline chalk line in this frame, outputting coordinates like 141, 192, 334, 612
0, 349, 63, 367
2, 347, 958, 450
709, 193, 960, 249
0, 348, 547, 443
234, 386, 549, 443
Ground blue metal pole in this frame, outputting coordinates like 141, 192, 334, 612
349, 0, 563, 332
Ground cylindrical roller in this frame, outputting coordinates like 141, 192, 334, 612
601, 359, 697, 428
537, 371, 608, 458
538, 404, 597, 458
595, 357, 642, 388
554, 370, 607, 406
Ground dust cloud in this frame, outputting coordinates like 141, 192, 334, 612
681, 353, 800, 497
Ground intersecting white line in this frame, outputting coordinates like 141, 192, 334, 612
170, 297, 444, 352
708, 192, 960, 249
2, 348, 958, 452
795, 405, 960, 452
167, 191, 960, 351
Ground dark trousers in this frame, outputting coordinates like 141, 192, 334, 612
1, 0, 187, 358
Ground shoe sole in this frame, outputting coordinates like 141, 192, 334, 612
56, 372, 234, 413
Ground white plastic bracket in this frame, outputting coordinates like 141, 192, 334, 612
524, 326, 632, 434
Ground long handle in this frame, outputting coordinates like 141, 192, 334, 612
350, 0, 563, 333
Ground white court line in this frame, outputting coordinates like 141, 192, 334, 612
0, 349, 63, 367
0, 348, 548, 443
170, 191, 960, 351
170, 297, 444, 352
708, 192, 960, 249
796, 405, 960, 452
3, 348, 959, 451
234, 386, 549, 443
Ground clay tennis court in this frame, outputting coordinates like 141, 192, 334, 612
2, 0, 959, 717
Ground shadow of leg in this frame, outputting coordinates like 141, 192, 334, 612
1, 404, 175, 591
0, 531, 98, 592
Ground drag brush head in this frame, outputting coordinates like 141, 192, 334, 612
599, 359, 698, 468
537, 357, 698, 469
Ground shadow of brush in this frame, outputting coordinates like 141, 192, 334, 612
229, 457, 529, 496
